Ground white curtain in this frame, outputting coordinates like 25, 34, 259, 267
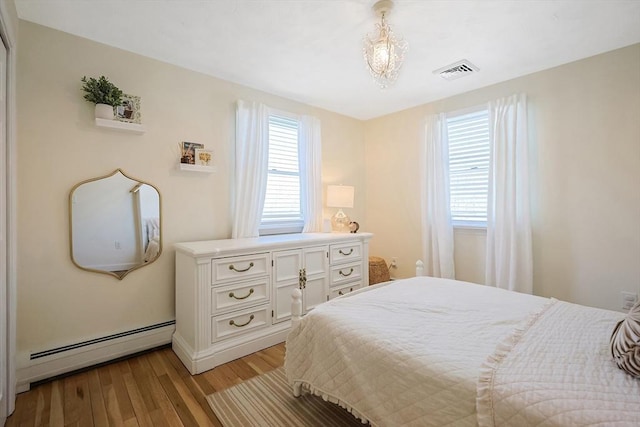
232, 100, 269, 239
485, 93, 532, 293
299, 115, 323, 232
421, 113, 455, 279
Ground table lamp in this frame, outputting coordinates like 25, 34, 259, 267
326, 185, 354, 233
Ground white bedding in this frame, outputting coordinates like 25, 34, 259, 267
285, 276, 548, 426
477, 299, 640, 426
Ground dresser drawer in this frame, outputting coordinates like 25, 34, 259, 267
211, 305, 269, 343
329, 281, 362, 300
212, 253, 270, 284
330, 261, 363, 287
211, 277, 269, 315
329, 241, 363, 264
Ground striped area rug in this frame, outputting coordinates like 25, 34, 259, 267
207, 367, 365, 426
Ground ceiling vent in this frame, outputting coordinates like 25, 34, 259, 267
434, 59, 479, 81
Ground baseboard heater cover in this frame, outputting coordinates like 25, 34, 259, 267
18, 320, 175, 391
30, 320, 175, 360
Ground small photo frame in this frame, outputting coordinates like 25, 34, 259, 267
115, 94, 142, 124
195, 149, 213, 166
181, 141, 204, 164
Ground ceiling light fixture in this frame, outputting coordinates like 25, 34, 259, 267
363, 0, 408, 89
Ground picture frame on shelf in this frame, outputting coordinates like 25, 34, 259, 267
181, 141, 204, 164
115, 94, 142, 124
195, 149, 213, 166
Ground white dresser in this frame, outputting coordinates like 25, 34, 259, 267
173, 232, 373, 374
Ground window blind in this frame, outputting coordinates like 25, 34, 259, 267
262, 115, 303, 224
447, 109, 490, 225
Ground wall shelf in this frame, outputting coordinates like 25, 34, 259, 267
95, 118, 146, 134
178, 163, 216, 173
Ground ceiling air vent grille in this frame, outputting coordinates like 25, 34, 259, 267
434, 60, 479, 81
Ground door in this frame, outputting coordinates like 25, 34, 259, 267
301, 246, 328, 312
272, 246, 328, 323
273, 249, 302, 323
0, 35, 8, 423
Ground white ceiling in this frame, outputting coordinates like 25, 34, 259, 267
15, 0, 640, 120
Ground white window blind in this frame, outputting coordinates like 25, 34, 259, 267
261, 115, 303, 230
447, 109, 490, 226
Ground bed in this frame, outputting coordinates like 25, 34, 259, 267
284, 262, 640, 426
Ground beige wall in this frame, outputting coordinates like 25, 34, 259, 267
16, 17, 640, 368
365, 44, 640, 312
16, 21, 365, 360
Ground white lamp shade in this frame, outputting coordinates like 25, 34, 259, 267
326, 185, 354, 208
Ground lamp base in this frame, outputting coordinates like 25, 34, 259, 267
331, 209, 351, 233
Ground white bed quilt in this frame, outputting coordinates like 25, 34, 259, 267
285, 277, 548, 426
477, 299, 640, 426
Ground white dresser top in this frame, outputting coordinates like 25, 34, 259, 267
175, 232, 373, 258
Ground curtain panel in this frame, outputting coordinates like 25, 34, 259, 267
421, 113, 455, 279
485, 93, 533, 293
232, 100, 269, 239
300, 115, 323, 233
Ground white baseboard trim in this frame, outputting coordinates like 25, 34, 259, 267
17, 321, 175, 392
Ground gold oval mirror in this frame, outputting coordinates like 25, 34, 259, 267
69, 169, 162, 279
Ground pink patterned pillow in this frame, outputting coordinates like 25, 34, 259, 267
610, 300, 640, 378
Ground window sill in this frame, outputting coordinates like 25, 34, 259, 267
259, 222, 304, 236
453, 222, 487, 232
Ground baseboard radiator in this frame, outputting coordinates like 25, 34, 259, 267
17, 320, 175, 392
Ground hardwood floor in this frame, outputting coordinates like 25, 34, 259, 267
5, 342, 286, 426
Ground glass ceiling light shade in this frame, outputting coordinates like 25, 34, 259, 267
363, 0, 408, 89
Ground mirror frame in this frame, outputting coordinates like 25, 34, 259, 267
69, 168, 162, 280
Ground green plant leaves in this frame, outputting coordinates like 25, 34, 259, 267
80, 75, 123, 106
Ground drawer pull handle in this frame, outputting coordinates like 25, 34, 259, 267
339, 268, 354, 277
229, 262, 254, 273
229, 288, 254, 300
229, 314, 255, 328
339, 248, 354, 256
338, 287, 354, 296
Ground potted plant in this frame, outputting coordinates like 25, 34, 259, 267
80, 75, 123, 120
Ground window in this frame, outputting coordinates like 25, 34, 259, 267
447, 109, 490, 227
260, 114, 304, 235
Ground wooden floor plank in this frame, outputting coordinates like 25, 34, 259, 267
202, 363, 243, 392
123, 370, 155, 427
161, 347, 195, 380
143, 370, 184, 427
191, 371, 216, 397
49, 380, 65, 427
86, 369, 109, 427
5, 342, 287, 426
34, 381, 52, 427
108, 361, 136, 423
256, 344, 286, 368
102, 383, 124, 426
64, 372, 94, 427
241, 351, 277, 375
157, 374, 200, 427
227, 357, 260, 381
157, 350, 215, 427
128, 356, 160, 414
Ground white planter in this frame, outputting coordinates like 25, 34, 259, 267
94, 103, 114, 120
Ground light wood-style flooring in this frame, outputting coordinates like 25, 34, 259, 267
5, 342, 286, 426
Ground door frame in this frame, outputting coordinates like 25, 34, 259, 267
0, 1, 17, 421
